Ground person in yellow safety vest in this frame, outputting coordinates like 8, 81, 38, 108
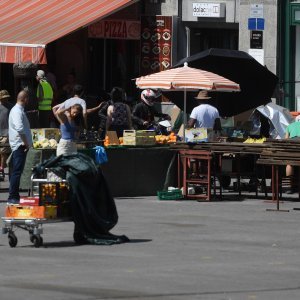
36, 69, 54, 128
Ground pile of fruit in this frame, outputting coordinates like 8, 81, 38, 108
243, 137, 266, 144
103, 132, 177, 147
33, 138, 58, 149
103, 135, 121, 147
155, 132, 177, 144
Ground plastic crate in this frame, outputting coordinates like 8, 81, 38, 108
157, 189, 183, 200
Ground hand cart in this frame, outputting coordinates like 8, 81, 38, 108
2, 170, 72, 248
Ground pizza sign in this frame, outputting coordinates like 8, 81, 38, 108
89, 20, 140, 40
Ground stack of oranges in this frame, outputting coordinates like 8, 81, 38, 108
155, 132, 177, 144
168, 132, 177, 143
103, 136, 110, 147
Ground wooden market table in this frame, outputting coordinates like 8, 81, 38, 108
256, 139, 300, 211
177, 149, 212, 200
172, 141, 269, 200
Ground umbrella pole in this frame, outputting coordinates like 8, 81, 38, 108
183, 89, 186, 142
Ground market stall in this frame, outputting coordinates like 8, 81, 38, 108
173, 141, 271, 201
15, 100, 295, 201
20, 129, 178, 197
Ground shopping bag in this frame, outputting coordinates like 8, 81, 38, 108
94, 146, 108, 164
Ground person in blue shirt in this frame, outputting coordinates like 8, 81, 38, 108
53, 103, 83, 156
8, 90, 32, 205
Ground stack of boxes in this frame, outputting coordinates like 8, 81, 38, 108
5, 171, 71, 219
123, 130, 156, 146
31, 128, 60, 142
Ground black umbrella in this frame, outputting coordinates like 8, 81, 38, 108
169, 48, 279, 117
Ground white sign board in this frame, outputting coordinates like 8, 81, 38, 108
250, 4, 263, 18
248, 49, 264, 66
193, 3, 221, 17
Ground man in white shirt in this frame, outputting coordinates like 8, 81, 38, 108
8, 90, 32, 204
188, 90, 220, 129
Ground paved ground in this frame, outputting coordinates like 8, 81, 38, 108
1, 177, 300, 300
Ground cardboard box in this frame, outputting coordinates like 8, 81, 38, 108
44, 205, 57, 219
31, 128, 60, 142
106, 131, 119, 144
123, 136, 156, 146
184, 128, 208, 143
123, 130, 155, 138
123, 130, 156, 145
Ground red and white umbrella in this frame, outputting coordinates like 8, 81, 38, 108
136, 62, 241, 92
135, 62, 240, 140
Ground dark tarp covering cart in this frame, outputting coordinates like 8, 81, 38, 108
33, 153, 129, 245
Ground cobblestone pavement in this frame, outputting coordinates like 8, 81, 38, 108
1, 176, 300, 299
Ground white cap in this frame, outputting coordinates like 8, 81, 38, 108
37, 70, 45, 78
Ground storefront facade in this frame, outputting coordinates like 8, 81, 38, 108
144, 0, 239, 64
0, 0, 298, 113
0, 0, 141, 101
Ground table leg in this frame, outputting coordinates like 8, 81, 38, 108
177, 153, 181, 189
267, 165, 289, 212
183, 156, 187, 198
207, 158, 211, 201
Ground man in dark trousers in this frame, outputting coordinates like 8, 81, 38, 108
7, 90, 32, 205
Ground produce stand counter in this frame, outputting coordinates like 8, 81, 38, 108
171, 141, 271, 200
256, 139, 300, 210
20, 139, 287, 200
19, 146, 178, 197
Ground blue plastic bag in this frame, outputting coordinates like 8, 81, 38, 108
94, 146, 108, 165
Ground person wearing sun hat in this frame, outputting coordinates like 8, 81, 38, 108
0, 90, 13, 181
188, 90, 221, 129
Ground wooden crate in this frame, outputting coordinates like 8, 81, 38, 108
123, 130, 155, 138
123, 136, 156, 146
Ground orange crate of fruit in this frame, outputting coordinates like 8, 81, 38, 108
5, 205, 58, 219
5, 206, 45, 219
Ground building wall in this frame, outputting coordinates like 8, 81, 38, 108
239, 0, 278, 75
296, 25, 300, 109
144, 0, 178, 15
182, 0, 238, 23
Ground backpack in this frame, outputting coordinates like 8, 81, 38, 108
111, 103, 128, 126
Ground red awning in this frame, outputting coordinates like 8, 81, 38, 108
0, 0, 136, 64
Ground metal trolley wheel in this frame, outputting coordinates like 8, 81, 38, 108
30, 234, 43, 248
8, 232, 18, 248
